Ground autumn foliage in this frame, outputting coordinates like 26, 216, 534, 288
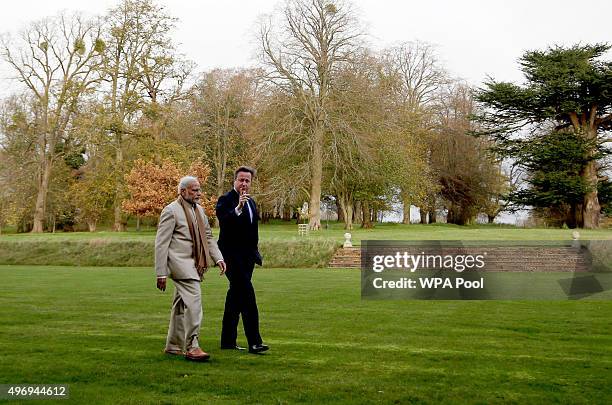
187, 161, 217, 218
122, 159, 217, 219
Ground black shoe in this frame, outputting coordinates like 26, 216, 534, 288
248, 344, 269, 354
221, 344, 246, 351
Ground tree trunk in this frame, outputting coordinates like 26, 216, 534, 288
354, 201, 362, 224
215, 107, 230, 193
427, 196, 437, 223
572, 203, 583, 229
582, 159, 600, 229
215, 104, 230, 197
87, 220, 97, 232
402, 195, 411, 224
32, 157, 53, 233
419, 208, 428, 224
338, 193, 354, 230
361, 201, 373, 229
336, 199, 344, 223
113, 143, 126, 232
456, 208, 471, 225
282, 205, 291, 221
113, 199, 126, 231
261, 203, 271, 224
308, 123, 323, 230
216, 164, 225, 200
446, 206, 454, 224
308, 124, 324, 230
136, 216, 141, 232
564, 204, 577, 228
487, 214, 496, 224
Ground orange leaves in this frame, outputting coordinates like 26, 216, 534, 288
187, 161, 211, 185
187, 161, 217, 217
122, 159, 215, 219
122, 159, 180, 218
200, 196, 217, 218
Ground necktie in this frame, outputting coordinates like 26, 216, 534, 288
246, 199, 253, 223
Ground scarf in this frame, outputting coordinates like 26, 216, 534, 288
178, 196, 210, 280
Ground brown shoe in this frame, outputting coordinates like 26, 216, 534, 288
185, 347, 210, 362
164, 348, 184, 356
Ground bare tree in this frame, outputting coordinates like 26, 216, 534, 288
431, 82, 507, 224
327, 53, 381, 230
258, 0, 363, 230
138, 31, 195, 142
186, 69, 257, 198
251, 87, 313, 222
100, 0, 183, 231
1, 13, 103, 232
382, 41, 447, 223
383, 41, 447, 112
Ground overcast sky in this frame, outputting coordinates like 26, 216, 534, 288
1, 0, 611, 96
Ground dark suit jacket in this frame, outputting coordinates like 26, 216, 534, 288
216, 188, 262, 268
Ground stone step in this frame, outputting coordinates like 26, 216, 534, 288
328, 247, 592, 270
328, 247, 360, 268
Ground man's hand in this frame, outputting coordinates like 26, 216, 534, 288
218, 260, 227, 276
237, 189, 250, 210
157, 277, 167, 291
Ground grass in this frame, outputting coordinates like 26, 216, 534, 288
2, 223, 611, 268
2, 222, 612, 243
0, 266, 611, 404
0, 239, 337, 268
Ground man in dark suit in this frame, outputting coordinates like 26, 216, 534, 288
216, 166, 269, 354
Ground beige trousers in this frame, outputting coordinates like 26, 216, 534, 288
165, 279, 202, 352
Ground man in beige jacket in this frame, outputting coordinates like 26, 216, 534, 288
155, 176, 226, 361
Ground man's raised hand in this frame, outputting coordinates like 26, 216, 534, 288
238, 189, 250, 209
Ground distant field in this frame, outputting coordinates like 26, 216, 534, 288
2, 223, 611, 269
0, 266, 610, 404
2, 222, 612, 243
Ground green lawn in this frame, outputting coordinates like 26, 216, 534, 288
2, 224, 611, 269
1, 266, 610, 404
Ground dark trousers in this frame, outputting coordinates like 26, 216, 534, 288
221, 259, 262, 347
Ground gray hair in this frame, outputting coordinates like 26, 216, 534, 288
178, 176, 199, 194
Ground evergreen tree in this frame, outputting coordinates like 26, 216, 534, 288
510, 130, 605, 227
475, 44, 612, 228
